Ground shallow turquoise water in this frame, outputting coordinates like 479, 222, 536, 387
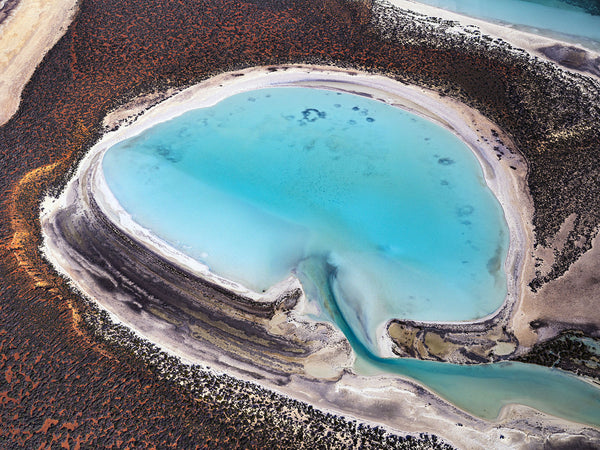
300, 256, 600, 424
103, 87, 508, 350
102, 87, 600, 425
414, 0, 600, 49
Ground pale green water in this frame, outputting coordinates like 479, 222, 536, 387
102, 87, 600, 426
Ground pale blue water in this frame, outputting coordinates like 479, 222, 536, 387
102, 87, 600, 425
413, 0, 600, 49
103, 87, 508, 348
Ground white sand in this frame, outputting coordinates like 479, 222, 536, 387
387, 0, 600, 79
0, 0, 78, 125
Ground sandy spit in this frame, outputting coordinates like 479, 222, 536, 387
0, 0, 78, 126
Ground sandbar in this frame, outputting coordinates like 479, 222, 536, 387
0, 0, 78, 126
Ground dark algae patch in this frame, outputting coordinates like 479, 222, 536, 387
0, 0, 599, 446
561, 0, 600, 16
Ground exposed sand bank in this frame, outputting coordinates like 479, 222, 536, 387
387, 0, 600, 79
514, 220, 600, 346
0, 0, 78, 126
40, 65, 600, 448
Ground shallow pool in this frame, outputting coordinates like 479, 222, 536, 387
102, 87, 600, 426
103, 87, 509, 348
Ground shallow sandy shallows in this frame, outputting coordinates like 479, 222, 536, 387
0, 0, 78, 126
40, 65, 600, 448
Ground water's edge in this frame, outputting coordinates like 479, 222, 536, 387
40, 67, 600, 436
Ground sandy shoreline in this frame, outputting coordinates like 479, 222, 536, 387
56, 63, 532, 340
40, 64, 600, 448
0, 0, 78, 126
387, 0, 600, 79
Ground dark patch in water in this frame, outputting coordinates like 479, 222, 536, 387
438, 157, 455, 166
487, 245, 503, 274
457, 205, 474, 217
301, 108, 326, 122
366, 117, 375, 123
303, 140, 316, 152
156, 145, 181, 163
177, 128, 192, 139
352, 106, 360, 111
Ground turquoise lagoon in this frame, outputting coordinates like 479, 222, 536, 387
413, 0, 600, 49
102, 87, 600, 425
